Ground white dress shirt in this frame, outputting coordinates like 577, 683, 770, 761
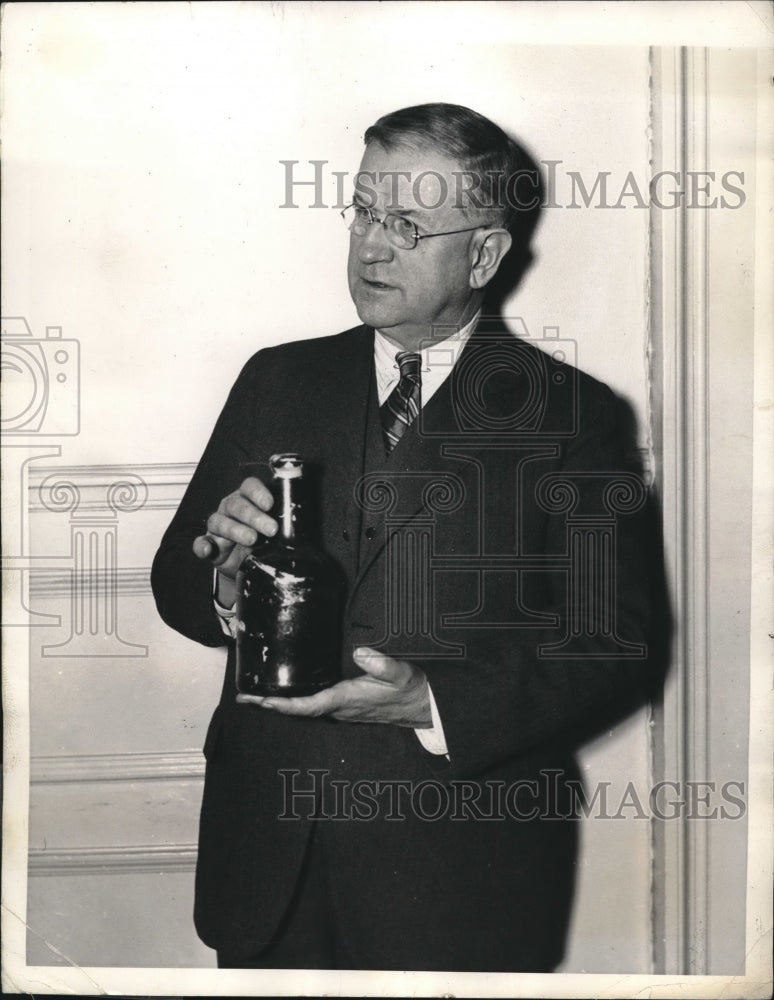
373, 314, 478, 408
215, 313, 480, 757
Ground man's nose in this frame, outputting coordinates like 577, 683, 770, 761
357, 221, 395, 263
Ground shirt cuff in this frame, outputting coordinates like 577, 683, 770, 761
213, 570, 237, 639
414, 684, 449, 756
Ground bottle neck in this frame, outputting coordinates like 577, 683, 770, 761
276, 475, 306, 542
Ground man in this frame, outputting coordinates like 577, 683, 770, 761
152, 103, 652, 971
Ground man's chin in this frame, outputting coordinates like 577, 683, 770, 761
353, 301, 402, 332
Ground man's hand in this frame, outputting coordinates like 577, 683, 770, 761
237, 647, 433, 729
192, 477, 277, 607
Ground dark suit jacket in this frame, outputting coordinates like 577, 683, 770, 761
151, 320, 652, 971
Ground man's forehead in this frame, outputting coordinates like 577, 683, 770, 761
354, 141, 468, 214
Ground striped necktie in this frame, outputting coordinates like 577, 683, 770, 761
380, 351, 422, 454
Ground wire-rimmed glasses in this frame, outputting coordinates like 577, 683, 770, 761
341, 203, 488, 250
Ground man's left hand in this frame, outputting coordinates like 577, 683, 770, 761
236, 647, 432, 728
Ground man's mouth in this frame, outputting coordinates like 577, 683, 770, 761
362, 278, 394, 290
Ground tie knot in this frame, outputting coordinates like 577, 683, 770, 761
396, 352, 421, 382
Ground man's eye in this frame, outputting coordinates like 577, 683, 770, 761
353, 206, 371, 221
389, 216, 415, 236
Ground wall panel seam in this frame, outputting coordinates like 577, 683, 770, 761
31, 750, 205, 784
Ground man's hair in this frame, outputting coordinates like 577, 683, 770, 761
363, 102, 543, 249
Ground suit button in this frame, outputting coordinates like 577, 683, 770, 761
342, 529, 350, 541
365, 527, 376, 540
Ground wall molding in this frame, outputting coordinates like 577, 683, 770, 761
29, 567, 154, 598
28, 844, 198, 876
649, 45, 711, 977
23, 462, 198, 653
29, 752, 203, 877
28, 462, 196, 513
31, 749, 205, 784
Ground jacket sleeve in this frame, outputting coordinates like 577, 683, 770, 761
150, 354, 265, 649
420, 381, 655, 779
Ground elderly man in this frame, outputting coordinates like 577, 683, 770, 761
152, 103, 651, 971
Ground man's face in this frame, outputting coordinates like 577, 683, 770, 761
347, 141, 483, 350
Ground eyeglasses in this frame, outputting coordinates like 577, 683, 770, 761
341, 203, 488, 251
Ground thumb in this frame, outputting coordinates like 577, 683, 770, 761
193, 533, 231, 566
353, 646, 404, 682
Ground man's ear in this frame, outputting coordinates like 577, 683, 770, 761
469, 229, 513, 290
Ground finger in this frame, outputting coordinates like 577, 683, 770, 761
258, 686, 343, 717
193, 533, 231, 563
193, 534, 217, 561
240, 477, 275, 512
219, 494, 278, 540
206, 511, 261, 549
236, 693, 267, 705
353, 646, 406, 683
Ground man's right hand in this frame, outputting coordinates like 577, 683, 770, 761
192, 477, 278, 607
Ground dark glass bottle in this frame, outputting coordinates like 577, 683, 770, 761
235, 453, 343, 697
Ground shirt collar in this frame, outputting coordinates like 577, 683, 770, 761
373, 312, 480, 394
